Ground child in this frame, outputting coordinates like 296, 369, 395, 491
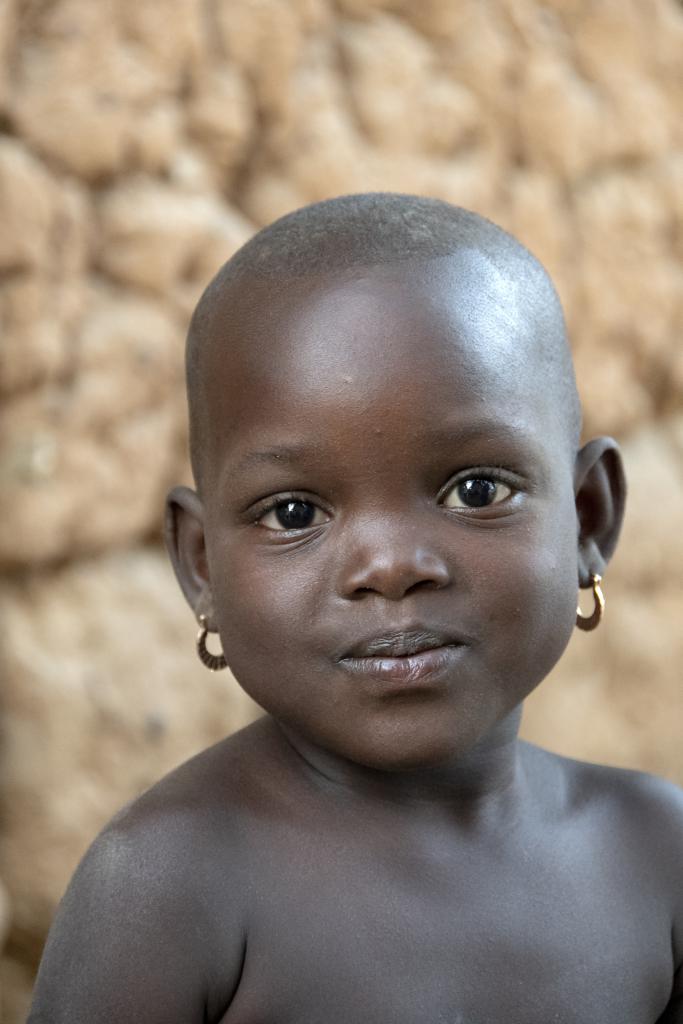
29, 194, 682, 1023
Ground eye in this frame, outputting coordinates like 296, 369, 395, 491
259, 498, 328, 531
442, 476, 512, 509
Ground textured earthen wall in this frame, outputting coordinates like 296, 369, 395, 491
1, 1, 682, 1017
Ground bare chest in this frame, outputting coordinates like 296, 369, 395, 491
219, 836, 673, 1024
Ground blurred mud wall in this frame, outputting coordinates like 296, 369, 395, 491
1, 0, 682, 1016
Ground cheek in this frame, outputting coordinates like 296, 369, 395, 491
207, 537, 326, 682
479, 508, 578, 682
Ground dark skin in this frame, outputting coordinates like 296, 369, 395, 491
29, 255, 683, 1023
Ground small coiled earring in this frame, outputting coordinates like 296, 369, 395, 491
575, 573, 605, 632
196, 614, 227, 671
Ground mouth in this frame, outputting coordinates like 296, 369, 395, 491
341, 628, 465, 659
338, 628, 467, 686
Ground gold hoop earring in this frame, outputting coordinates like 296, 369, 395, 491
576, 573, 605, 632
196, 615, 227, 671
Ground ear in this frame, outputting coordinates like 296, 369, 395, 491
573, 437, 626, 587
164, 485, 214, 624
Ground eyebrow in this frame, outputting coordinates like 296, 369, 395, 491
422, 417, 539, 447
228, 419, 542, 479
230, 443, 327, 478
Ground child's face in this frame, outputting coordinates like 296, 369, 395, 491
196, 255, 581, 770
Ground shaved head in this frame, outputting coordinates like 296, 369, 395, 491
186, 193, 581, 490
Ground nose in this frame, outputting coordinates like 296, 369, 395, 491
338, 518, 451, 602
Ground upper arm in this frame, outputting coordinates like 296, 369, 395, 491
27, 818, 246, 1024
629, 773, 683, 1020
657, 965, 683, 1023
644, 777, 683, 968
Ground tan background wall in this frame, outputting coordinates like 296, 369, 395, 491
1, 0, 682, 1018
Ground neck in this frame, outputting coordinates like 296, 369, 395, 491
276, 707, 526, 824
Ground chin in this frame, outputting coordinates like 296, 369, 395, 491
361, 748, 460, 774
340, 723, 486, 774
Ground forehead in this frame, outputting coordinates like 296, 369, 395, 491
198, 252, 567, 470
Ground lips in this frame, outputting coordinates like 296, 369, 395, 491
341, 628, 465, 660
337, 627, 468, 687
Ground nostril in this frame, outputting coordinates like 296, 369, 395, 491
405, 578, 440, 596
341, 546, 451, 601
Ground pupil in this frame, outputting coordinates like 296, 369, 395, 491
459, 478, 496, 507
276, 500, 315, 529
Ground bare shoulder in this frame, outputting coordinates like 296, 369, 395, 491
567, 750, 683, 844
523, 741, 683, 948
524, 741, 683, 848
77, 716, 282, 894
28, 717, 280, 1024
113, 713, 284, 828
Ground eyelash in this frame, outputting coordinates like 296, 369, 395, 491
250, 467, 523, 533
250, 492, 328, 533
438, 466, 520, 509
